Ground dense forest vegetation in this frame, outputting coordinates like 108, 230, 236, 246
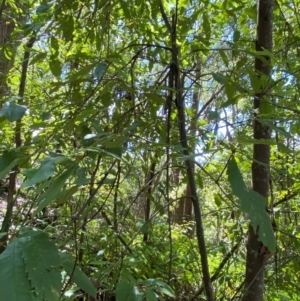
0, 0, 299, 300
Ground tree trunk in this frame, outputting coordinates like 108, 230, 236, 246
175, 64, 200, 227
242, 1, 274, 300
0, 5, 15, 104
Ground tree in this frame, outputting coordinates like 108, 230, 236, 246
1, 0, 300, 300
242, 1, 274, 300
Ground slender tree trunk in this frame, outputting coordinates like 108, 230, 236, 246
0, 5, 15, 105
175, 64, 200, 226
242, 1, 274, 300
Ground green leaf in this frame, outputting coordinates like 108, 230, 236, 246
56, 186, 79, 205
68, 65, 94, 82
36, 4, 52, 13
236, 136, 277, 145
0, 149, 19, 180
214, 193, 222, 207
49, 55, 62, 77
202, 13, 211, 40
219, 50, 229, 67
4, 44, 13, 60
145, 288, 158, 301
0, 232, 7, 239
50, 37, 59, 53
0, 238, 34, 301
212, 73, 226, 84
59, 252, 97, 298
116, 281, 143, 301
21, 157, 59, 188
19, 228, 62, 301
93, 62, 107, 79
60, 15, 74, 42
227, 157, 276, 252
30, 52, 47, 65
233, 30, 240, 42
0, 102, 27, 122
196, 173, 203, 189
35, 163, 78, 215
142, 279, 175, 298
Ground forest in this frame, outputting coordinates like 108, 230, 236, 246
0, 0, 298, 300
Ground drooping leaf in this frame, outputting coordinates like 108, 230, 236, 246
36, 4, 52, 13
202, 13, 211, 40
59, 252, 97, 298
145, 288, 158, 301
212, 72, 226, 84
0, 149, 19, 180
68, 65, 94, 82
21, 157, 60, 187
142, 279, 175, 298
227, 157, 276, 252
219, 50, 229, 67
233, 30, 240, 42
116, 281, 143, 301
60, 15, 74, 42
30, 52, 47, 65
56, 186, 79, 205
0, 102, 27, 122
93, 62, 107, 79
34, 163, 78, 215
49, 55, 62, 77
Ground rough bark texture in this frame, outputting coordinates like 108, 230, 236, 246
0, 6, 15, 104
0, 5, 16, 253
242, 1, 274, 300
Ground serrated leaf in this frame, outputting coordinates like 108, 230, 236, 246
93, 62, 107, 79
59, 252, 97, 298
1, 102, 27, 122
227, 157, 276, 252
19, 228, 62, 301
0, 238, 34, 301
0, 149, 19, 179
34, 163, 78, 215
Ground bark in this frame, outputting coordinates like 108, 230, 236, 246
242, 1, 274, 300
159, 2, 214, 298
175, 65, 200, 227
0, 5, 15, 105
0, 36, 35, 253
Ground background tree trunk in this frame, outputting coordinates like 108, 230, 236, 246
242, 1, 274, 300
0, 5, 15, 103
